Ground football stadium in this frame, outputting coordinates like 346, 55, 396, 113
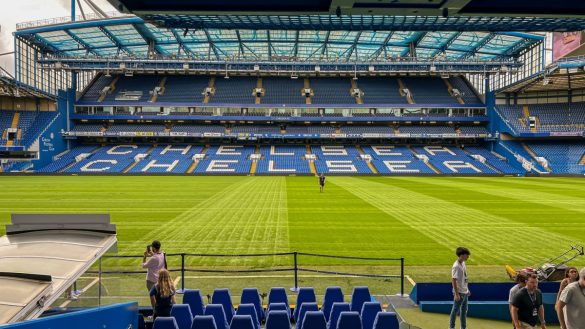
1, 0, 585, 328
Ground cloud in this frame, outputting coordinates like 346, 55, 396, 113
0, 0, 116, 76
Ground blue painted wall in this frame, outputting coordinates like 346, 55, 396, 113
31, 89, 71, 170
0, 302, 139, 329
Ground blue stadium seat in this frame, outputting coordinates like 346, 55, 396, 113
335, 312, 362, 329
350, 287, 372, 313
327, 303, 350, 329
322, 287, 344, 322
265, 310, 292, 329
229, 315, 255, 329
153, 317, 179, 329
171, 304, 194, 329
360, 302, 382, 329
267, 303, 290, 319
191, 315, 218, 329
212, 288, 235, 323
240, 288, 264, 321
183, 289, 206, 316
268, 288, 290, 315
373, 312, 399, 329
295, 302, 318, 329
235, 304, 260, 329
204, 304, 229, 329
300, 311, 327, 329
294, 288, 316, 320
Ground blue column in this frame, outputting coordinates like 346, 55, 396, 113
71, 0, 76, 21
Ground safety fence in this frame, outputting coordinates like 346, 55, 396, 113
82, 252, 405, 307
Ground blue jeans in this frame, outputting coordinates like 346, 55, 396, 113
449, 292, 468, 329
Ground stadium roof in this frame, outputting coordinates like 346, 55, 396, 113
105, 0, 585, 31
107, 0, 585, 19
498, 56, 585, 93
15, 16, 542, 62
0, 76, 54, 99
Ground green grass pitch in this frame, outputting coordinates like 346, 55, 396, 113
1, 176, 584, 290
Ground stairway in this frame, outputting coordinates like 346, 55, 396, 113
187, 145, 208, 173
203, 77, 216, 104
397, 78, 414, 104
409, 146, 440, 174
304, 78, 312, 105
98, 76, 119, 102
255, 78, 263, 105
249, 145, 260, 175
351, 79, 363, 105
443, 78, 465, 104
123, 144, 156, 173
522, 143, 551, 172
306, 144, 317, 174
150, 77, 167, 102
356, 144, 378, 174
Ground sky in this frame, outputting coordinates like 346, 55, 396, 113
0, 0, 116, 75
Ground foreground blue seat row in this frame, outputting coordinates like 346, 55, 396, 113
157, 303, 398, 329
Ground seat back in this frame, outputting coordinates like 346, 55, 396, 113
153, 316, 179, 329
211, 288, 235, 323
360, 302, 382, 329
322, 287, 344, 322
171, 304, 194, 329
183, 289, 206, 316
327, 303, 350, 329
203, 304, 229, 329
191, 315, 218, 329
294, 288, 316, 320
350, 287, 371, 313
241, 288, 265, 321
229, 315, 255, 329
265, 310, 291, 329
295, 302, 318, 329
373, 312, 399, 329
300, 311, 327, 329
267, 302, 290, 318
336, 312, 362, 329
268, 287, 289, 311
235, 303, 260, 329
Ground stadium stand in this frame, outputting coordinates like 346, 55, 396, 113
525, 141, 585, 174
309, 78, 355, 104
312, 145, 372, 174
412, 145, 497, 174
358, 77, 404, 104
401, 77, 456, 104
496, 103, 585, 133
209, 77, 257, 104
261, 77, 306, 105
103, 75, 161, 102
129, 145, 202, 173
157, 76, 209, 103
194, 145, 255, 174
447, 76, 483, 104
80, 74, 114, 101
35, 143, 526, 175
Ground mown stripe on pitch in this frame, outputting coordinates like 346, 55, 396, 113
385, 177, 585, 247
331, 177, 576, 266
286, 177, 450, 264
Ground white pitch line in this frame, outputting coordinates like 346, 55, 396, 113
59, 278, 100, 308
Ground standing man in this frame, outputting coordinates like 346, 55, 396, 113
450, 247, 471, 329
556, 267, 585, 329
318, 173, 326, 193
142, 240, 166, 292
510, 272, 528, 326
511, 274, 546, 329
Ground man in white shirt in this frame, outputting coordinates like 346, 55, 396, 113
556, 267, 585, 329
450, 247, 471, 329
